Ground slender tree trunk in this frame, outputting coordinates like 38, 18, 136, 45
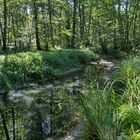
65, 17, 71, 48
33, 0, 41, 51
117, 0, 124, 50
42, 8, 49, 51
2, 0, 7, 50
0, 20, 4, 47
71, 0, 77, 48
0, 38, 2, 47
79, 2, 85, 42
48, 0, 54, 48
99, 31, 108, 54
65, 0, 71, 48
139, 2, 140, 46
87, 4, 93, 36
112, 0, 117, 49
125, 0, 129, 49
11, 15, 17, 49
12, 107, 16, 140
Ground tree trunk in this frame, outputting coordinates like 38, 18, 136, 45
65, 0, 71, 48
125, 0, 129, 49
0, 20, 4, 47
71, 0, 77, 48
117, 0, 124, 50
12, 107, 16, 140
2, 0, 7, 50
79, 2, 85, 44
99, 31, 108, 54
113, 0, 117, 49
65, 17, 71, 48
33, 0, 41, 51
48, 0, 54, 48
11, 14, 17, 50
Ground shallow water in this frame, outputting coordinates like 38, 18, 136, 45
0, 62, 114, 140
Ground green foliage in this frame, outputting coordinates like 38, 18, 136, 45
1, 0, 140, 51
111, 55, 140, 94
0, 49, 98, 89
130, 133, 140, 140
114, 56, 140, 81
118, 105, 140, 133
80, 55, 140, 139
80, 86, 118, 140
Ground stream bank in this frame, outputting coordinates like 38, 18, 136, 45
0, 49, 98, 91
0, 59, 116, 140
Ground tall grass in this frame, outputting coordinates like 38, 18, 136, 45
80, 85, 118, 140
111, 55, 140, 93
80, 55, 140, 140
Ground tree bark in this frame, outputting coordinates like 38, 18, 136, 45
33, 0, 41, 51
11, 14, 17, 49
48, 0, 54, 48
71, 0, 77, 48
2, 0, 7, 50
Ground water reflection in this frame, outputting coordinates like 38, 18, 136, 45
0, 63, 108, 140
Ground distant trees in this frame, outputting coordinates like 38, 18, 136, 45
0, 0, 140, 52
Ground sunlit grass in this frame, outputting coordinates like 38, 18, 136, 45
0, 49, 98, 89
80, 85, 118, 140
80, 55, 140, 139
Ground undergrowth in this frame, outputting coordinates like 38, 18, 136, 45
80, 55, 140, 140
0, 49, 98, 90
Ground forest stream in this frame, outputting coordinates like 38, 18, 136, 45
0, 60, 115, 140
0, 0, 139, 138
